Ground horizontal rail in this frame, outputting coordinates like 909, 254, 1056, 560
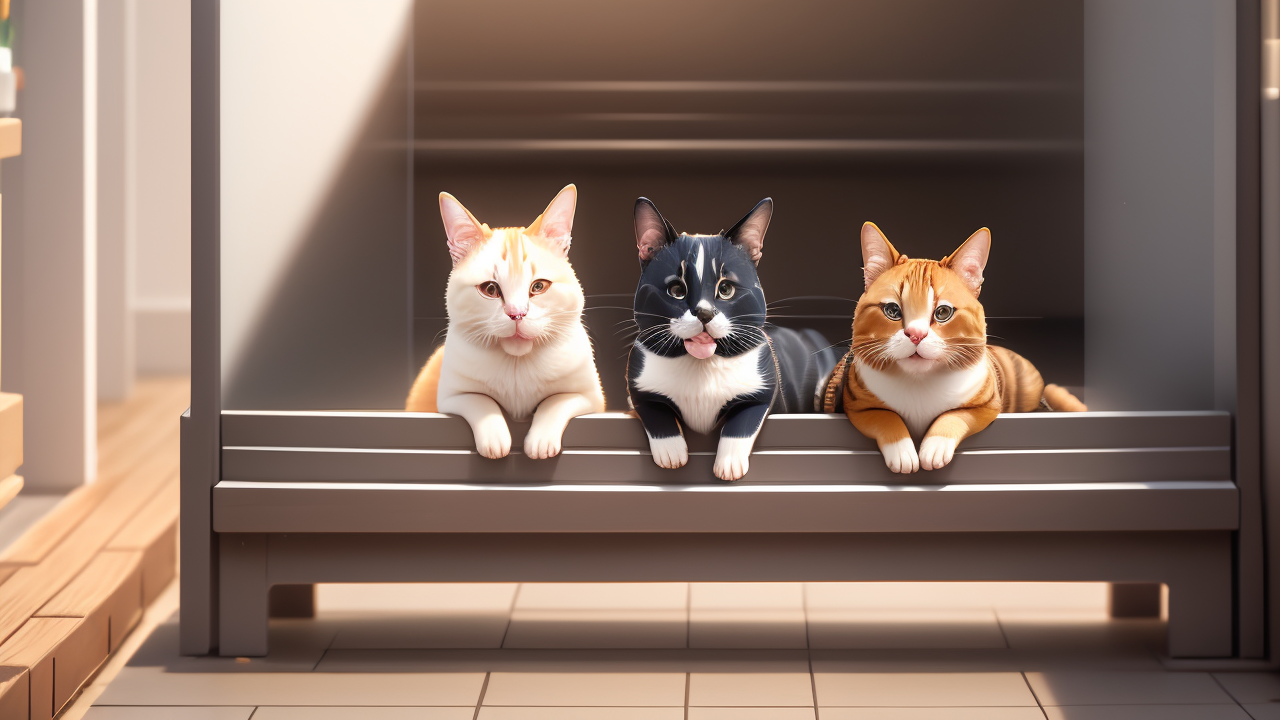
212, 479, 1239, 534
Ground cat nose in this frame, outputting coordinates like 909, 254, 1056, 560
905, 325, 928, 345
505, 306, 526, 321
696, 306, 718, 324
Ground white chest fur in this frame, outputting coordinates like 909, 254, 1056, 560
856, 359, 989, 438
442, 323, 599, 420
633, 344, 766, 434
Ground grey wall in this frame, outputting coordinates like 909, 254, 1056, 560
1083, 0, 1237, 411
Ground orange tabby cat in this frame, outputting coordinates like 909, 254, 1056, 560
823, 222, 1086, 473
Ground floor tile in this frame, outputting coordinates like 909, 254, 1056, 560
1026, 671, 1233, 706
810, 647, 1162, 674
688, 709, 816, 720
514, 584, 688, 611
317, 648, 810, 674
814, 672, 1037, 707
122, 611, 334, 673
252, 709, 475, 720
807, 609, 1007, 649
805, 583, 1107, 614
689, 610, 808, 649
691, 583, 805, 609
1043, 705, 1252, 719
95, 671, 485, 707
482, 672, 686, 706
1214, 672, 1280, 704
320, 584, 518, 649
502, 612, 688, 649
999, 618, 1165, 654
84, 709, 254, 720
327, 613, 511, 649
505, 584, 689, 648
318, 583, 519, 613
479, 709, 683, 720
1243, 704, 1280, 719
821, 710, 1045, 720
688, 672, 814, 707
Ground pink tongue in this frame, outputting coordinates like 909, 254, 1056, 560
684, 332, 717, 359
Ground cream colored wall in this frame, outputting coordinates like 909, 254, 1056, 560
219, 0, 413, 392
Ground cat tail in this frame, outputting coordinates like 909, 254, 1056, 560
1043, 384, 1087, 412
405, 345, 446, 412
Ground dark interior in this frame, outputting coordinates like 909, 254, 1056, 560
412, 0, 1084, 410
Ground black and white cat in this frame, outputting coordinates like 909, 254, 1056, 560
626, 197, 840, 481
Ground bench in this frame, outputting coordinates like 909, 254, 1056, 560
199, 410, 1236, 658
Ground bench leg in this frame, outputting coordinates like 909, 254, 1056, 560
1108, 582, 1161, 618
269, 584, 316, 618
219, 533, 269, 657
1166, 579, 1233, 658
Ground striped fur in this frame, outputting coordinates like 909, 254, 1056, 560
832, 222, 1085, 473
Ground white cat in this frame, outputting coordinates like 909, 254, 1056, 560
405, 185, 605, 459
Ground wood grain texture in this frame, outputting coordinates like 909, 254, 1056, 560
0, 394, 22, 480
0, 378, 184, 717
107, 478, 178, 606
0, 617, 80, 720
0, 119, 21, 159
0, 476, 20, 514
0, 667, 28, 720
35, 550, 142, 651
1, 380, 184, 565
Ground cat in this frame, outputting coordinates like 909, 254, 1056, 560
405, 184, 605, 460
627, 197, 841, 481
820, 221, 1086, 473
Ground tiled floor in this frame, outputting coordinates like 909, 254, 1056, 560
72, 581, 1280, 719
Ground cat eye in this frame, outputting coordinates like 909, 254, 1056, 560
529, 279, 552, 295
667, 281, 686, 299
934, 304, 955, 323
716, 280, 735, 300
477, 282, 502, 299
882, 302, 902, 321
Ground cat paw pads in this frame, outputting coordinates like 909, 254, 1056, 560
648, 435, 689, 469
472, 418, 512, 460
523, 428, 562, 460
881, 437, 920, 474
714, 436, 754, 482
919, 436, 958, 470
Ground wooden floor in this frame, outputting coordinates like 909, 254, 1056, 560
0, 378, 188, 720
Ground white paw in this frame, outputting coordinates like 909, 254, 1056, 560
714, 436, 754, 482
648, 434, 688, 469
919, 435, 958, 470
523, 425, 563, 460
472, 416, 512, 459
880, 437, 920, 474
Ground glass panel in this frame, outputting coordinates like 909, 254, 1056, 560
413, 0, 1084, 411
217, 0, 1238, 413
220, 0, 414, 410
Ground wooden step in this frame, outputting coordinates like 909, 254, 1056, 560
0, 378, 185, 719
0, 476, 20, 515
0, 616, 106, 720
0, 393, 22, 481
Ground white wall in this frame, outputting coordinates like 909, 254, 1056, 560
132, 0, 189, 376
97, 0, 189, 396
18, 0, 97, 489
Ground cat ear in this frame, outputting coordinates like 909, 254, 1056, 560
439, 192, 489, 266
725, 198, 772, 265
860, 222, 901, 289
527, 184, 576, 257
941, 227, 991, 297
635, 197, 675, 264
